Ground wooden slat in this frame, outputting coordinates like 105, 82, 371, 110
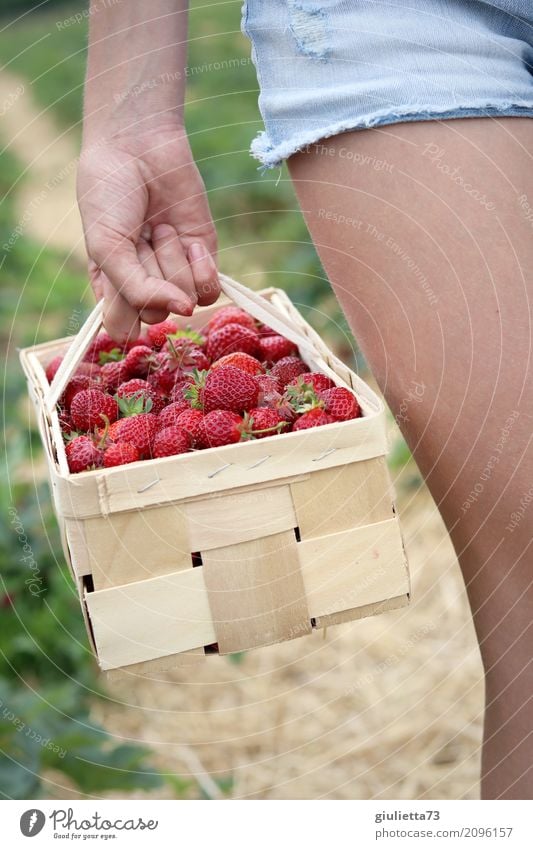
65, 519, 91, 578
202, 531, 311, 654
314, 593, 409, 629
290, 457, 394, 540
84, 567, 215, 670
299, 518, 409, 619
84, 504, 191, 590
104, 647, 206, 681
184, 483, 297, 551
85, 517, 408, 669
52, 413, 387, 519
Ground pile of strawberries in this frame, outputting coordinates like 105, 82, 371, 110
45, 305, 361, 473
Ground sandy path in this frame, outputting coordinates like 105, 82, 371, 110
0, 69, 86, 261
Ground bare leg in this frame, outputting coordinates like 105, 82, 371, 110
288, 118, 533, 799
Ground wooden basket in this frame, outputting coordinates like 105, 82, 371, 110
19, 274, 410, 675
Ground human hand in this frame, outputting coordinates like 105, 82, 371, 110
77, 121, 220, 342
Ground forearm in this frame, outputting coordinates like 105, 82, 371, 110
83, 0, 188, 143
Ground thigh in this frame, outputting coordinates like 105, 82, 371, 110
288, 116, 533, 624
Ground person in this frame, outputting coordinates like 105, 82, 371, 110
77, 2, 533, 799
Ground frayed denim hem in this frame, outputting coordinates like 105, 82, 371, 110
251, 102, 533, 170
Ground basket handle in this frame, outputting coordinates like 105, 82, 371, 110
44, 274, 317, 416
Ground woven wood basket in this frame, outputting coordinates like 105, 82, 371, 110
19, 274, 410, 675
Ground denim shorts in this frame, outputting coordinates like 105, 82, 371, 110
241, 0, 533, 168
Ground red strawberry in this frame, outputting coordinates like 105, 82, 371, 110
270, 356, 308, 387
74, 361, 102, 379
211, 352, 264, 375
152, 339, 210, 392
203, 366, 259, 413
258, 335, 297, 363
60, 374, 94, 410
66, 435, 103, 473
103, 442, 140, 468
197, 411, 243, 448
128, 334, 151, 348
320, 387, 361, 421
58, 409, 75, 435
170, 376, 195, 404
70, 389, 119, 431
124, 345, 156, 378
292, 409, 336, 431
288, 372, 335, 394
207, 306, 256, 334
100, 359, 129, 391
153, 426, 191, 458
146, 319, 178, 349
174, 409, 204, 444
246, 408, 288, 439
114, 413, 159, 458
255, 373, 283, 403
116, 379, 166, 414
157, 401, 190, 430
206, 323, 259, 361
96, 418, 123, 443
84, 332, 122, 364
45, 355, 63, 383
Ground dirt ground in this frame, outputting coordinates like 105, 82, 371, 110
5, 73, 484, 800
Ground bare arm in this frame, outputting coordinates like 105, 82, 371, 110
78, 1, 220, 342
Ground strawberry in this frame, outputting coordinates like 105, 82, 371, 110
197, 410, 243, 448
203, 366, 259, 413
174, 409, 204, 445
100, 359, 129, 391
66, 435, 103, 473
157, 401, 190, 430
84, 332, 122, 364
153, 338, 210, 392
60, 374, 94, 410
292, 409, 336, 431
128, 334, 151, 348
116, 379, 166, 414
170, 376, 195, 404
270, 356, 308, 387
74, 361, 102, 380
114, 413, 159, 458
153, 426, 191, 458
103, 442, 140, 468
70, 389, 119, 431
288, 372, 335, 394
210, 352, 264, 375
254, 373, 283, 403
58, 409, 75, 435
207, 306, 256, 334
146, 319, 178, 349
96, 418, 123, 443
245, 408, 288, 439
206, 323, 259, 361
124, 345, 156, 378
320, 387, 361, 421
45, 355, 63, 383
258, 335, 297, 363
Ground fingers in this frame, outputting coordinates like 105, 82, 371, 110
89, 230, 194, 319
188, 242, 221, 306
136, 238, 173, 325
88, 259, 104, 301
152, 224, 198, 312
102, 275, 141, 344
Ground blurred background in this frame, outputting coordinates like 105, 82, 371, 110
1, 0, 483, 800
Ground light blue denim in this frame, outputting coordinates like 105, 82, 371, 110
241, 0, 533, 168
